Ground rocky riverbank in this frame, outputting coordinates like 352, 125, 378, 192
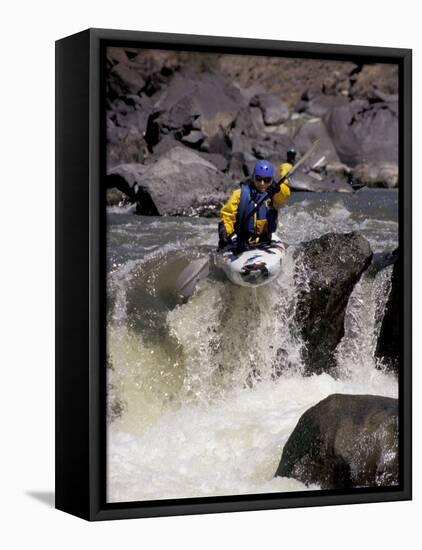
106, 47, 399, 215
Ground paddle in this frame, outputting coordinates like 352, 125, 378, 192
175, 257, 210, 298
226, 139, 320, 240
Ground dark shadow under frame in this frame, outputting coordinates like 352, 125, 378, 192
55, 28, 412, 521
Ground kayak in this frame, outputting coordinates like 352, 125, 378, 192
216, 236, 285, 288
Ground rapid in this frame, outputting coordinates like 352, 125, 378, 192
106, 189, 398, 502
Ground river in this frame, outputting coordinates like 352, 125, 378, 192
106, 189, 398, 502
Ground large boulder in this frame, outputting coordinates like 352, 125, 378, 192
376, 251, 400, 373
325, 100, 398, 166
293, 117, 340, 167
132, 147, 231, 216
145, 70, 243, 151
294, 233, 373, 375
275, 394, 399, 489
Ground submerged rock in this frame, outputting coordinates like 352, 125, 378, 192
275, 393, 399, 489
294, 232, 373, 375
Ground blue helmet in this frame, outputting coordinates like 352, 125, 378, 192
254, 160, 274, 179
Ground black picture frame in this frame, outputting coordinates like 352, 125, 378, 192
55, 28, 412, 521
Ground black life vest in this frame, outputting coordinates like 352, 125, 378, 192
235, 182, 278, 241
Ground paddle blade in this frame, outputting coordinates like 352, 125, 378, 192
175, 257, 210, 298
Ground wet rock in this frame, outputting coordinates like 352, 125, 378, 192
376, 251, 400, 373
106, 187, 130, 207
352, 162, 399, 188
275, 394, 399, 489
106, 163, 149, 202
294, 232, 373, 375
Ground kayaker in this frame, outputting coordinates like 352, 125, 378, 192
280, 147, 296, 181
218, 159, 290, 249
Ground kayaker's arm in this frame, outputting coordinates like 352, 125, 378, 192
280, 162, 293, 182
271, 181, 291, 209
220, 188, 241, 236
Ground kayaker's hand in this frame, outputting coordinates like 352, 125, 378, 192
219, 232, 238, 249
266, 181, 281, 198
229, 234, 238, 246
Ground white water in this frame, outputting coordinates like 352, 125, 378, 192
106, 193, 398, 503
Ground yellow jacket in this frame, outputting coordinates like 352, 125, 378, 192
220, 179, 290, 238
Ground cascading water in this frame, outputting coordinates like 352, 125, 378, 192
106, 190, 399, 503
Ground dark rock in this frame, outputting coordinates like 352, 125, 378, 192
181, 130, 205, 146
200, 127, 232, 159
250, 92, 290, 125
238, 83, 267, 105
114, 110, 150, 134
197, 152, 229, 172
376, 251, 400, 373
300, 93, 349, 118
228, 151, 256, 180
151, 71, 242, 142
134, 147, 231, 216
275, 394, 399, 489
147, 134, 181, 159
325, 101, 398, 166
106, 47, 129, 66
106, 163, 149, 202
294, 232, 373, 375
250, 134, 295, 167
107, 122, 146, 169
230, 106, 265, 141
109, 62, 146, 96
